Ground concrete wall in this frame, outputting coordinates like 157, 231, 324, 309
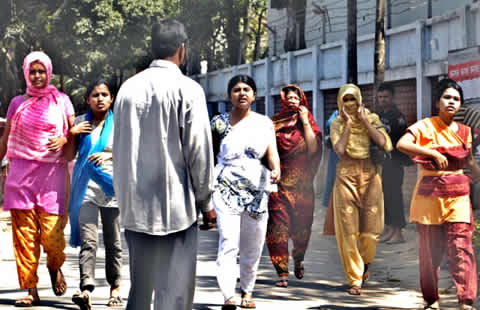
267, 0, 473, 57
195, 3, 480, 212
196, 3, 480, 130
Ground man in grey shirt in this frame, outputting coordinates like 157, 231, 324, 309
113, 19, 216, 310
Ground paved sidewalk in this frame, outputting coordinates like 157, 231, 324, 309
0, 204, 475, 309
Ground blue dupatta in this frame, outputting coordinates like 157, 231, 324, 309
69, 109, 114, 247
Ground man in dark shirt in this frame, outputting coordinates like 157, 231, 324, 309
377, 83, 409, 244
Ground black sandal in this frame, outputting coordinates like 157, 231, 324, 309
72, 291, 91, 310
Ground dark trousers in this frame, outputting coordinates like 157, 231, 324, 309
382, 160, 406, 228
125, 223, 198, 310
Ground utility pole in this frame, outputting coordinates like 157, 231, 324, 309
374, 0, 386, 109
386, 0, 391, 29
427, 0, 432, 18
347, 0, 357, 84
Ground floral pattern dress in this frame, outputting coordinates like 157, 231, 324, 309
211, 112, 277, 220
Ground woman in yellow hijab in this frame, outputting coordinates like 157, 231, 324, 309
330, 84, 392, 295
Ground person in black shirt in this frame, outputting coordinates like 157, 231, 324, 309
377, 83, 409, 244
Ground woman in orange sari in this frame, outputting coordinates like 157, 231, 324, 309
397, 78, 479, 310
266, 85, 322, 288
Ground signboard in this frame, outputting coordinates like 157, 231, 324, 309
448, 46, 480, 102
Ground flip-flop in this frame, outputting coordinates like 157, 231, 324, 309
275, 279, 288, 288
240, 295, 256, 308
14, 295, 39, 307
348, 286, 362, 295
49, 268, 67, 296
221, 297, 237, 310
72, 291, 91, 310
107, 295, 123, 307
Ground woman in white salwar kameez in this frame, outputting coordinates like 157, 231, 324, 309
211, 75, 281, 310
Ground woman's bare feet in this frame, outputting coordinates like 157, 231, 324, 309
387, 228, 406, 244
378, 226, 393, 243
15, 288, 40, 307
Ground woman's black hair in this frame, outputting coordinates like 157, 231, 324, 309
282, 86, 301, 97
85, 78, 115, 101
434, 78, 464, 105
227, 74, 257, 96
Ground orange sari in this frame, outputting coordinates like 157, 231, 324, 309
408, 116, 472, 225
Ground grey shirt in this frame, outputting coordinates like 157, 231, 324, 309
113, 59, 214, 236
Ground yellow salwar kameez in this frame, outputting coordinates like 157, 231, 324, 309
330, 84, 392, 288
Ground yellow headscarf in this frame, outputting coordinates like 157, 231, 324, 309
331, 84, 392, 159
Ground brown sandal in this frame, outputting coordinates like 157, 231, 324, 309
49, 268, 67, 296
275, 279, 288, 288
221, 297, 237, 310
240, 292, 256, 308
348, 286, 362, 295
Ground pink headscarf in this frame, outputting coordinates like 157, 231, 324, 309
7, 51, 68, 163
23, 51, 60, 98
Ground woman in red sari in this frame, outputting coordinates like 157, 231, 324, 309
397, 78, 480, 310
266, 85, 322, 287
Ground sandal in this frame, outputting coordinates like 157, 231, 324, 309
49, 268, 67, 296
294, 261, 305, 279
459, 302, 474, 310
107, 295, 123, 307
275, 279, 288, 288
424, 301, 440, 309
14, 295, 39, 307
347, 286, 362, 295
240, 292, 256, 308
72, 291, 91, 310
221, 297, 237, 310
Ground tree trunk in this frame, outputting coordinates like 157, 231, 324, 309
238, 0, 250, 65
284, 0, 306, 52
224, 0, 243, 65
347, 0, 357, 84
374, 0, 386, 109
253, 7, 267, 61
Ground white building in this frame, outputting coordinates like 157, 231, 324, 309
268, 0, 474, 57
194, 2, 480, 201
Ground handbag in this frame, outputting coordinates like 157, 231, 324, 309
370, 141, 390, 165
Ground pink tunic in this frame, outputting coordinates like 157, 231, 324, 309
3, 95, 74, 215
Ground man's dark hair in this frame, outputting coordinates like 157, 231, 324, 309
151, 19, 188, 60
434, 78, 464, 105
377, 83, 395, 95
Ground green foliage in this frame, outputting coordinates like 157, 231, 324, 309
0, 0, 269, 112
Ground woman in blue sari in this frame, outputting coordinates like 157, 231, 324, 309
66, 78, 122, 310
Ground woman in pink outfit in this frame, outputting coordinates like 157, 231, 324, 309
0, 51, 75, 307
